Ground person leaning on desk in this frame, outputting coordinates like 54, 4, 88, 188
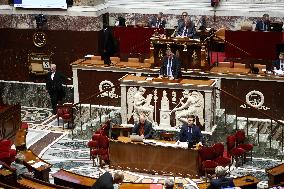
177, 115, 203, 148
159, 49, 181, 80
132, 114, 154, 139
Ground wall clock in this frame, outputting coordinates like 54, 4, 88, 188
33, 31, 47, 47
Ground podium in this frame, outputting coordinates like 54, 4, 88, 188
120, 75, 216, 131
150, 36, 208, 70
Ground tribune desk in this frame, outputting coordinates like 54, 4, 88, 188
109, 137, 200, 177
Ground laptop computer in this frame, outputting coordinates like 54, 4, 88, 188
130, 135, 144, 142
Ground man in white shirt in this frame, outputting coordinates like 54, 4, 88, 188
176, 18, 196, 38
273, 52, 284, 71
159, 49, 181, 80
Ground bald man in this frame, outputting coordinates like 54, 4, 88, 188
46, 64, 70, 114
132, 114, 153, 139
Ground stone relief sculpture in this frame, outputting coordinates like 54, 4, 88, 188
171, 90, 204, 126
127, 87, 138, 121
132, 87, 154, 123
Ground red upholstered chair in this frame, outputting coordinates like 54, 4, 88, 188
21, 122, 29, 130
199, 146, 218, 180
235, 130, 253, 161
226, 135, 246, 167
87, 134, 100, 160
212, 143, 231, 168
57, 104, 73, 129
89, 134, 110, 167
0, 139, 16, 166
97, 135, 110, 166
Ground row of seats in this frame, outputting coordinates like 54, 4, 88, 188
87, 121, 111, 166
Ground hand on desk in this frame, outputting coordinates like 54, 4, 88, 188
158, 75, 163, 79
169, 76, 174, 80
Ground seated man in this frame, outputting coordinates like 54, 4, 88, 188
10, 153, 34, 178
255, 13, 270, 32
207, 166, 235, 189
178, 115, 203, 148
159, 49, 181, 80
273, 52, 284, 71
176, 17, 196, 38
149, 12, 166, 28
91, 171, 124, 189
132, 114, 153, 139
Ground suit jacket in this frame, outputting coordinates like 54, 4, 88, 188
46, 71, 67, 96
103, 27, 117, 54
255, 20, 270, 31
91, 172, 114, 189
149, 17, 166, 28
177, 23, 196, 37
159, 55, 181, 79
132, 120, 153, 139
179, 124, 202, 143
273, 59, 284, 70
207, 177, 235, 189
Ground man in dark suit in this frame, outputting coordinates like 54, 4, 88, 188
178, 115, 203, 147
91, 171, 124, 189
46, 64, 70, 114
159, 49, 181, 80
273, 52, 284, 71
177, 12, 188, 29
255, 14, 270, 32
149, 12, 166, 28
132, 114, 153, 139
103, 24, 117, 65
207, 166, 235, 189
176, 17, 196, 38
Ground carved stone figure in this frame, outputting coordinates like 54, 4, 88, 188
133, 87, 154, 123
160, 90, 171, 128
172, 90, 204, 126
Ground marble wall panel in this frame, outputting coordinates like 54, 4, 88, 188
0, 14, 102, 31
109, 13, 284, 30
0, 81, 73, 108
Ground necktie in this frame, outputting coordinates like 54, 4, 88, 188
167, 58, 172, 76
139, 124, 144, 136
188, 127, 192, 142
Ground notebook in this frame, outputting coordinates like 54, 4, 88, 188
130, 135, 144, 142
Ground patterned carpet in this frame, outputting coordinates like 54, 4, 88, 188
21, 106, 283, 187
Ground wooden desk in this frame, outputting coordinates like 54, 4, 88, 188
198, 175, 260, 189
110, 137, 199, 177
120, 183, 163, 189
52, 169, 96, 189
266, 163, 284, 187
15, 128, 27, 151
0, 104, 21, 140
18, 176, 72, 189
21, 150, 52, 182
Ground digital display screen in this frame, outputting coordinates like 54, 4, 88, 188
14, 0, 67, 9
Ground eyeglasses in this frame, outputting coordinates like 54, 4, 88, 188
188, 119, 194, 121
182, 15, 187, 17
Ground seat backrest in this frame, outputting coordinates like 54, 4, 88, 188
235, 130, 246, 144
98, 135, 109, 149
213, 143, 225, 157
92, 133, 101, 141
226, 135, 236, 151
199, 146, 217, 161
